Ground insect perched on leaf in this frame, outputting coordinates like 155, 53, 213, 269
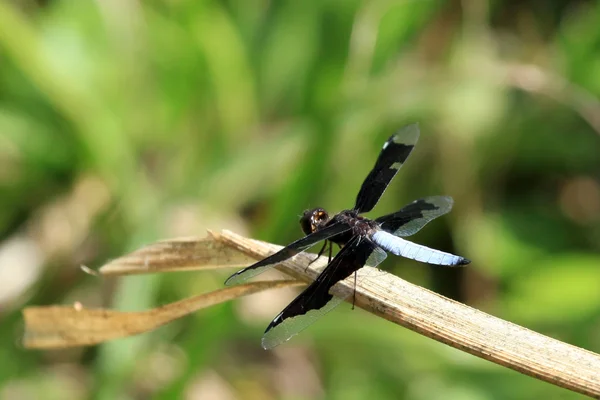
226, 124, 470, 349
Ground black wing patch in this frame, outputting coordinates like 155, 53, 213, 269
261, 238, 387, 349
224, 222, 351, 286
354, 124, 420, 214
375, 196, 453, 237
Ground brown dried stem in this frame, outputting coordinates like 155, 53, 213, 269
22, 230, 600, 398
216, 230, 600, 398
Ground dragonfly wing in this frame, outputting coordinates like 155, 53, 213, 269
375, 196, 454, 237
261, 238, 387, 349
225, 222, 351, 286
354, 124, 420, 214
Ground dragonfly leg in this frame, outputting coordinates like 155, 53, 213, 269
305, 241, 328, 273
352, 270, 357, 310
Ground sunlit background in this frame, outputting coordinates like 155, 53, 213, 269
1, 0, 600, 399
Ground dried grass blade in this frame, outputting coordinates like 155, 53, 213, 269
215, 229, 600, 398
99, 235, 254, 276
23, 279, 303, 349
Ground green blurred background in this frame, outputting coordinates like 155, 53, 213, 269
1, 0, 600, 399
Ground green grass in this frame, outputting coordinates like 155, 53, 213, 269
1, 1, 599, 399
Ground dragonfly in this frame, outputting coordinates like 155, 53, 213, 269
225, 124, 470, 349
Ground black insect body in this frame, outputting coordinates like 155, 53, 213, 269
225, 124, 470, 349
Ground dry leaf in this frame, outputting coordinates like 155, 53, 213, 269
99, 235, 254, 276
23, 280, 303, 349
24, 229, 600, 398
215, 229, 600, 398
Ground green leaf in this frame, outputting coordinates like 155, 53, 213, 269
503, 254, 600, 323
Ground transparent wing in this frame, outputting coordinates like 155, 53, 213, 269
371, 230, 469, 266
225, 222, 351, 286
365, 246, 387, 268
375, 196, 454, 237
261, 239, 387, 349
354, 124, 420, 214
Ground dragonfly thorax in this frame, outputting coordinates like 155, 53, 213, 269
334, 210, 378, 237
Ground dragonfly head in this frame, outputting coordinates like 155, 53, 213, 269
300, 208, 330, 235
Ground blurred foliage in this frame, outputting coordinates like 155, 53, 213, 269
1, 0, 600, 399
